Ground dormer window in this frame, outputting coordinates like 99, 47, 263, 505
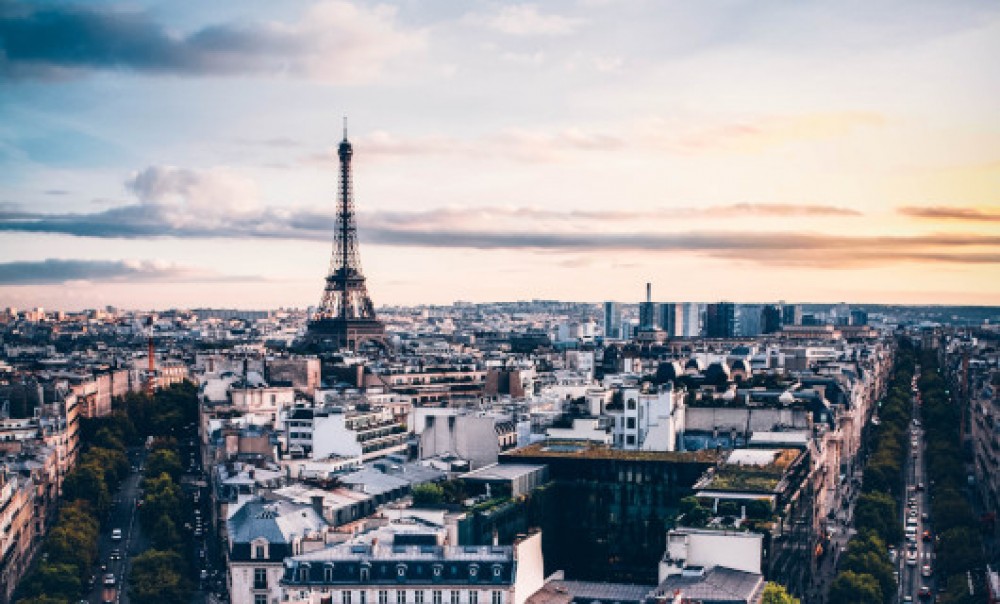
325, 565, 335, 582
252, 538, 269, 560
299, 566, 310, 582
492, 565, 502, 578
432, 565, 443, 578
360, 564, 371, 582
397, 564, 407, 578
468, 565, 479, 578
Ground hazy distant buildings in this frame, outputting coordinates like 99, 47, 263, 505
659, 303, 684, 338
761, 304, 782, 334
682, 303, 701, 338
603, 302, 622, 340
781, 303, 803, 327
638, 283, 657, 330
736, 305, 763, 337
705, 302, 736, 338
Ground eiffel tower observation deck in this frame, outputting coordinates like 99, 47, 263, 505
304, 120, 386, 351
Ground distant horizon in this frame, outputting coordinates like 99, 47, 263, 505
2, 1, 998, 308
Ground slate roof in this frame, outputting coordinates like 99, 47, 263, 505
651, 567, 763, 604
227, 499, 326, 546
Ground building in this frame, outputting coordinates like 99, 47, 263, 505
227, 498, 330, 604
659, 304, 684, 339
760, 305, 782, 335
705, 304, 736, 339
608, 385, 684, 452
681, 304, 701, 338
278, 530, 545, 604
603, 303, 622, 340
781, 304, 802, 327
285, 404, 408, 462
639, 284, 657, 331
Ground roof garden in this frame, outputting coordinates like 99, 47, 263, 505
501, 441, 721, 463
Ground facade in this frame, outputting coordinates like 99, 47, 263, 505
638, 284, 657, 331
285, 404, 408, 462
603, 303, 622, 340
0, 467, 35, 604
227, 499, 330, 604
705, 304, 736, 339
658, 304, 684, 339
279, 531, 545, 604
608, 386, 684, 452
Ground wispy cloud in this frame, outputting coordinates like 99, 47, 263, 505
0, 259, 261, 285
468, 5, 585, 36
898, 205, 1000, 222
0, 1, 424, 83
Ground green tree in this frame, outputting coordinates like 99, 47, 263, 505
129, 549, 193, 604
853, 492, 900, 545
17, 562, 82, 600
412, 482, 445, 507
145, 448, 183, 482
828, 571, 883, 604
62, 462, 111, 514
761, 582, 800, 604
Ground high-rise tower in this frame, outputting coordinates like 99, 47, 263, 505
304, 120, 385, 351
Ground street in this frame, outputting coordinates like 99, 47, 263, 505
84, 447, 148, 604
896, 374, 937, 603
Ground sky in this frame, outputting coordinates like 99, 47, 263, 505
1, 0, 999, 310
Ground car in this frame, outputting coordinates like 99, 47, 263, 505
918, 586, 933, 600
917, 482, 925, 491
921, 512, 929, 522
922, 564, 932, 577
922, 530, 932, 542
110, 548, 121, 560
111, 528, 122, 541
103, 573, 116, 586
907, 550, 918, 566
903, 596, 913, 603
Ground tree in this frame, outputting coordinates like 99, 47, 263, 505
129, 549, 192, 604
828, 571, 883, 604
145, 448, 183, 482
17, 562, 82, 601
853, 492, 900, 545
412, 482, 445, 507
761, 582, 800, 604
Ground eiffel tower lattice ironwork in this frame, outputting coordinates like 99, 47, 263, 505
305, 120, 385, 350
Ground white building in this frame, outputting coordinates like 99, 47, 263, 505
609, 385, 684, 451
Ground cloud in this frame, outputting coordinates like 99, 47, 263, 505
0, 1, 424, 83
470, 5, 584, 36
0, 259, 260, 285
898, 205, 1000, 222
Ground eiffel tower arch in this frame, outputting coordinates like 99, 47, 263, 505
303, 121, 386, 351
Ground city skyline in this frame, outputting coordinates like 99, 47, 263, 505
2, 0, 1000, 310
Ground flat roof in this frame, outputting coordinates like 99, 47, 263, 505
502, 441, 721, 463
461, 463, 547, 482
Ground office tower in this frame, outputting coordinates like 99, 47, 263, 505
850, 309, 869, 326
659, 303, 684, 337
761, 304, 782, 334
736, 304, 763, 337
638, 282, 658, 330
603, 302, 622, 339
782, 303, 803, 326
705, 302, 736, 338
682, 303, 701, 338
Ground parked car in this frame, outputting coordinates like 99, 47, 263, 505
907, 550, 918, 566
921, 564, 932, 577
111, 528, 122, 541
103, 573, 116, 586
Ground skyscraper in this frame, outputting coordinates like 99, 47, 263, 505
761, 304, 782, 334
782, 303, 803, 326
304, 122, 385, 351
603, 302, 622, 339
705, 302, 736, 338
638, 282, 658, 330
659, 303, 684, 338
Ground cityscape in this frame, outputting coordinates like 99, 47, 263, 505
1, 3, 999, 604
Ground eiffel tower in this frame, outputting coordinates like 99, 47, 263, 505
304, 120, 385, 351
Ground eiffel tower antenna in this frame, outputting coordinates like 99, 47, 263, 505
304, 119, 385, 351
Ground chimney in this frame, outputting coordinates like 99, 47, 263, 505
311, 495, 325, 518
492, 528, 499, 547
356, 364, 365, 388
646, 282, 652, 303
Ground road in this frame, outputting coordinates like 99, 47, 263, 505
896, 374, 937, 603
85, 447, 148, 604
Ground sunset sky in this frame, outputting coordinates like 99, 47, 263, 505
1, 0, 999, 310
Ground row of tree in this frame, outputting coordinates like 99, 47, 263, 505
916, 350, 986, 604
828, 340, 917, 604
128, 381, 200, 604
14, 381, 199, 603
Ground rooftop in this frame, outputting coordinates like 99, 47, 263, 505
502, 441, 721, 463
651, 567, 764, 603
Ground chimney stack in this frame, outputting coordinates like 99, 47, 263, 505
646, 282, 652, 303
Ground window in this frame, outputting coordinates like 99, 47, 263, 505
397, 591, 407, 604
300, 567, 309, 582
361, 567, 370, 582
469, 592, 478, 604
325, 566, 335, 582
469, 565, 478, 578
492, 566, 502, 578
492, 592, 502, 604
627, 399, 636, 410
451, 591, 460, 604
415, 591, 425, 604
254, 568, 268, 590
255, 595, 267, 604
342, 591, 353, 604
626, 417, 636, 429
433, 591, 442, 604
379, 590, 389, 604
253, 543, 267, 559
433, 565, 443, 578
397, 565, 407, 578
360, 592, 367, 604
